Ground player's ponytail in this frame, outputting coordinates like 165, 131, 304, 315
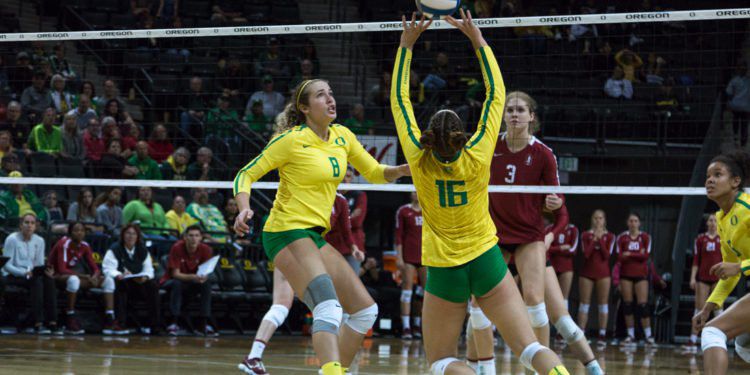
506, 91, 540, 134
420, 109, 468, 159
711, 149, 750, 190
274, 78, 327, 136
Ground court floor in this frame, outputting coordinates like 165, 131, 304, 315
0, 334, 747, 374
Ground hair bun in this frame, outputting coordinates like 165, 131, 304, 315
420, 129, 436, 149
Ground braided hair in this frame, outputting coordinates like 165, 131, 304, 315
420, 109, 469, 158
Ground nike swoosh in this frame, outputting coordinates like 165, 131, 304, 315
302, 144, 311, 148
493, 153, 503, 157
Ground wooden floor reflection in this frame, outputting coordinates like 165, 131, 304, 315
0, 334, 748, 374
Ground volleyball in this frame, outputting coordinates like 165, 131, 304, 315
415, 0, 460, 18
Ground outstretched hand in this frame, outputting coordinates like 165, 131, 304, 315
445, 9, 487, 50
400, 12, 433, 50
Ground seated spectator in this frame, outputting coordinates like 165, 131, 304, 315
187, 147, 223, 181
0, 101, 31, 151
643, 52, 666, 85
48, 222, 119, 335
289, 58, 315, 93
83, 118, 106, 163
248, 75, 285, 119
66, 94, 97, 129
122, 186, 168, 234
95, 79, 126, 109
95, 187, 123, 235
160, 147, 190, 181
128, 141, 163, 180
726, 64, 750, 147
0, 130, 13, 162
122, 122, 140, 153
216, 58, 249, 109
49, 74, 74, 117
160, 225, 216, 336
30, 41, 49, 66
42, 190, 64, 222
61, 113, 84, 160
300, 38, 321, 76
166, 195, 199, 234
67, 187, 99, 225
8, 51, 33, 95
179, 76, 212, 136
20, 72, 52, 123
223, 198, 239, 233
0, 153, 21, 178
98, 138, 138, 179
243, 99, 272, 134
187, 188, 228, 241
147, 124, 173, 163
206, 95, 240, 140
422, 51, 456, 92
0, 171, 47, 222
343, 104, 374, 135
101, 99, 135, 136
102, 117, 133, 160
604, 66, 633, 100
27, 107, 63, 155
103, 224, 160, 335
49, 43, 77, 83
615, 48, 643, 83
254, 37, 289, 78
654, 78, 679, 112
2, 213, 59, 334
74, 81, 98, 114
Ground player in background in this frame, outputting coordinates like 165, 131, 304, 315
686, 213, 721, 350
341, 168, 367, 275
394, 192, 424, 340
615, 213, 655, 345
578, 209, 615, 343
694, 150, 750, 375
545, 205, 579, 313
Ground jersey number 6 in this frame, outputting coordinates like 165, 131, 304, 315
435, 180, 468, 207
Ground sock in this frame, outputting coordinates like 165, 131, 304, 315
585, 359, 603, 375
321, 361, 343, 375
627, 328, 635, 338
599, 329, 606, 337
478, 357, 496, 375
644, 327, 652, 338
466, 359, 478, 372
105, 310, 115, 319
67, 310, 75, 315
401, 316, 410, 330
249, 339, 266, 359
549, 365, 570, 375
689, 334, 697, 344
413, 317, 421, 327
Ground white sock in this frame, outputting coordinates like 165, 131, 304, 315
67, 310, 75, 315
599, 329, 606, 337
413, 317, 421, 327
249, 340, 266, 359
585, 360, 603, 375
627, 328, 635, 338
402, 316, 410, 330
478, 358, 495, 374
689, 334, 698, 344
105, 310, 115, 318
644, 327, 652, 338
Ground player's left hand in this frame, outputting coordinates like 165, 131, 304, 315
543, 232, 554, 250
352, 246, 365, 262
545, 194, 563, 211
710, 262, 741, 280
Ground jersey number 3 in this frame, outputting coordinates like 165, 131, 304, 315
505, 164, 516, 184
329, 157, 340, 177
435, 180, 468, 207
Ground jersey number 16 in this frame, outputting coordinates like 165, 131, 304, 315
435, 180, 468, 207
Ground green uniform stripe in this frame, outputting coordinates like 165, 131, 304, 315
468, 47, 494, 149
396, 48, 422, 149
742, 265, 750, 275
735, 197, 750, 211
233, 130, 292, 195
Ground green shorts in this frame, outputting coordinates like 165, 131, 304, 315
425, 245, 508, 303
262, 228, 327, 260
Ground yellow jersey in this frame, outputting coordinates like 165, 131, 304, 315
390, 46, 505, 267
165, 210, 199, 234
233, 124, 387, 234
707, 192, 750, 306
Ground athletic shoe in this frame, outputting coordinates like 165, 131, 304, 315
413, 326, 422, 339
203, 324, 219, 337
140, 327, 152, 335
401, 328, 412, 340
65, 315, 84, 335
598, 333, 607, 343
645, 336, 656, 346
49, 324, 64, 336
103, 319, 129, 335
238, 357, 269, 374
167, 323, 180, 336
621, 336, 635, 346
34, 325, 51, 335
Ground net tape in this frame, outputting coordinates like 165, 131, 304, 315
0, 8, 748, 42
0, 177, 711, 195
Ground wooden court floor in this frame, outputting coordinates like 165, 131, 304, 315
1, 334, 749, 374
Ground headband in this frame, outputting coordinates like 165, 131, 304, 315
296, 80, 313, 110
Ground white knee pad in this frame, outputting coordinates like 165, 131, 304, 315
101, 276, 115, 293
312, 299, 343, 335
527, 303, 549, 328
736, 334, 750, 363
598, 304, 608, 314
579, 303, 590, 314
346, 304, 378, 334
554, 315, 584, 344
66, 275, 80, 293
469, 306, 492, 330
701, 326, 728, 352
519, 342, 545, 372
400, 290, 413, 304
430, 357, 460, 375
262, 304, 289, 328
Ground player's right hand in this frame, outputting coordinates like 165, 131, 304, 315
234, 208, 255, 235
396, 256, 404, 270
399, 13, 433, 50
689, 277, 696, 290
692, 305, 713, 331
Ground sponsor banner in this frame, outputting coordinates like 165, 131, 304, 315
0, 8, 747, 41
352, 135, 398, 184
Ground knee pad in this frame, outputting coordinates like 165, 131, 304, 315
578, 303, 590, 314
735, 333, 750, 363
622, 302, 634, 316
400, 289, 413, 304
415, 286, 424, 298
469, 306, 492, 330
262, 304, 289, 328
101, 276, 115, 293
637, 303, 650, 317
346, 304, 378, 334
701, 326, 727, 352
554, 315, 584, 344
66, 275, 80, 293
598, 304, 609, 314
527, 303, 549, 328
430, 357, 460, 375
519, 342, 545, 372
302, 274, 342, 335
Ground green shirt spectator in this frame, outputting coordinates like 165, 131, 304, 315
0, 171, 47, 222
122, 186, 167, 234
27, 107, 63, 153
186, 188, 228, 242
206, 95, 240, 139
343, 104, 374, 135
243, 99, 272, 133
128, 141, 163, 180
